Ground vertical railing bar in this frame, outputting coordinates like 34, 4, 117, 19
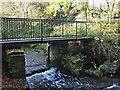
70, 22, 72, 37
69, 23, 70, 37
17, 20, 20, 39
29, 19, 31, 39
43, 20, 45, 38
35, 20, 37, 39
61, 22, 64, 37
32, 20, 34, 39
34, 20, 36, 39
39, 20, 41, 38
13, 19, 15, 40
27, 19, 29, 39
76, 21, 77, 39
41, 19, 43, 40
0, 18, 3, 40
13, 19, 15, 39
33, 19, 35, 39
25, 19, 27, 39
47, 20, 48, 37
45, 21, 46, 38
18, 19, 20, 39
30, 20, 32, 39
3, 18, 5, 40
85, 22, 88, 36
44, 21, 46, 37
51, 21, 53, 37
2, 18, 5, 40
1, 18, 2, 40
23, 19, 25, 39
45, 21, 47, 37
15, 19, 17, 40
26, 19, 27, 39
31, 20, 34, 39
48, 21, 51, 37
6, 18, 8, 40
2, 18, 4, 40
15, 19, 16, 40
48, 21, 50, 37
10, 19, 12, 40
47, 21, 49, 37
9, 19, 11, 39
43, 21, 46, 38
10, 19, 13, 39
16, 19, 18, 39
20, 20, 24, 39
20, 19, 22, 39
26, 19, 28, 39
11, 19, 14, 40
53, 21, 55, 37
22, 19, 24, 39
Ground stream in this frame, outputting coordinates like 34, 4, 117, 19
25, 48, 120, 90
26, 67, 120, 90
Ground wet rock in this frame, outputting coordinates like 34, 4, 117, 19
25, 65, 49, 76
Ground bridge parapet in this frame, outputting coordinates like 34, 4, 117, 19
0, 17, 96, 41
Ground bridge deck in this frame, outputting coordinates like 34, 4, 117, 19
0, 37, 94, 44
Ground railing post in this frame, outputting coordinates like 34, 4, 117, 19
41, 19, 43, 40
76, 22, 77, 39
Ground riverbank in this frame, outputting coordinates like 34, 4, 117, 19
2, 64, 28, 89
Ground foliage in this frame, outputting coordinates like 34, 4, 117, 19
30, 43, 47, 49
1, 1, 119, 77
62, 53, 86, 75
85, 59, 119, 77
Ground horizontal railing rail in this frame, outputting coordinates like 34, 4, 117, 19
1, 17, 96, 23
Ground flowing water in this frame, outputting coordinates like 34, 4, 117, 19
26, 67, 120, 90
24, 48, 120, 90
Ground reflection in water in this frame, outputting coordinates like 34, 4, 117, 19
26, 67, 120, 90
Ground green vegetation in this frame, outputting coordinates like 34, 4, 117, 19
1, 1, 120, 77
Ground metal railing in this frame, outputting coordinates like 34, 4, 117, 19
0, 17, 96, 41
